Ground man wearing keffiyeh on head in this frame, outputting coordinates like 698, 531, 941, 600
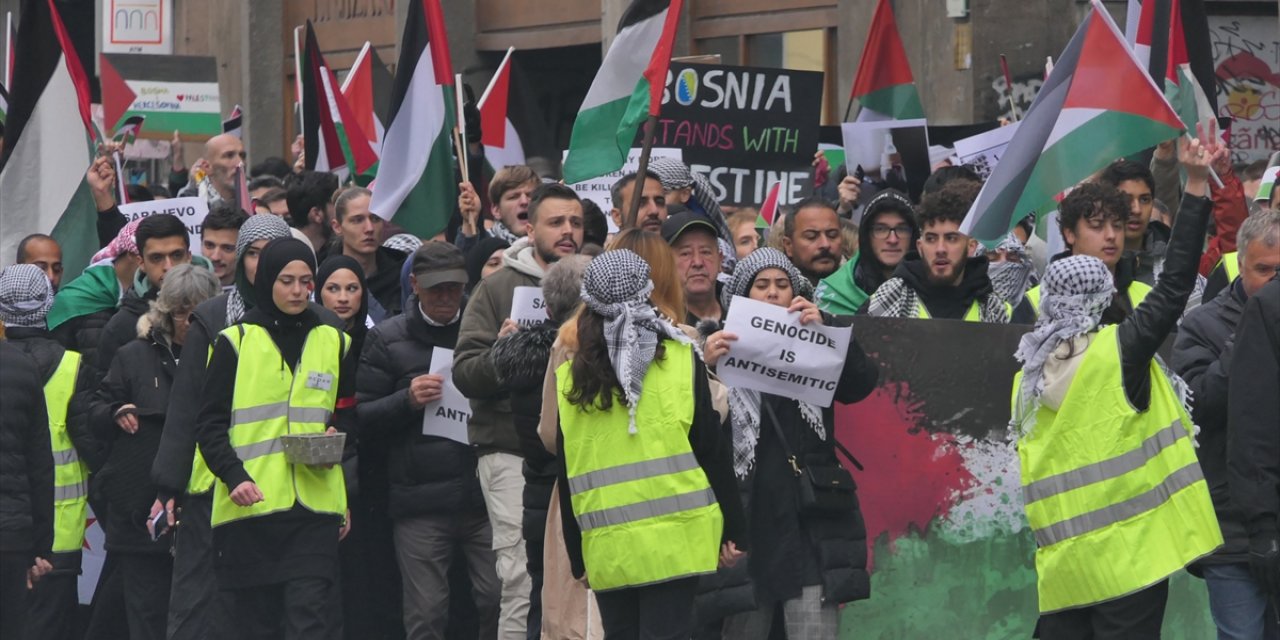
1010, 133, 1226, 638
0, 264, 99, 640
147, 214, 343, 640
553, 249, 747, 639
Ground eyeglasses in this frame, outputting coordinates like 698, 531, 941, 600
871, 224, 913, 240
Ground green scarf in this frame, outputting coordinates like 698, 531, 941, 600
46, 264, 121, 331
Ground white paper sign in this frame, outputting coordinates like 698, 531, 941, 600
421, 347, 471, 444
717, 295, 852, 407
841, 118, 928, 174
117, 196, 209, 256
510, 285, 548, 328
953, 122, 1020, 180
562, 147, 683, 232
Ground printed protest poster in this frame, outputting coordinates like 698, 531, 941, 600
510, 286, 548, 328
717, 295, 851, 407
563, 147, 682, 232
100, 53, 221, 138
421, 347, 470, 444
101, 0, 173, 55
842, 117, 931, 203
953, 122, 1020, 180
648, 63, 823, 206
117, 197, 208, 254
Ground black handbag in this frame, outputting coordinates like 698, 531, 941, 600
761, 400, 862, 517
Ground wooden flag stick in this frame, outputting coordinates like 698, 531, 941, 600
453, 127, 469, 185
1000, 54, 1021, 122
455, 73, 470, 184
625, 115, 659, 230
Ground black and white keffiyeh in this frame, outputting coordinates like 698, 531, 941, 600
867, 275, 1010, 322
489, 221, 521, 245
650, 157, 735, 251
0, 264, 55, 328
383, 233, 422, 256
1012, 255, 1115, 431
227, 214, 292, 324
721, 248, 825, 479
989, 234, 1036, 307
580, 249, 696, 434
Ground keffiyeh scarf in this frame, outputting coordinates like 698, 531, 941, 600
489, 221, 521, 245
226, 214, 292, 324
989, 234, 1036, 307
0, 264, 55, 328
721, 248, 824, 479
1012, 255, 1115, 432
580, 249, 696, 434
91, 219, 142, 264
383, 233, 422, 256
868, 275, 1010, 322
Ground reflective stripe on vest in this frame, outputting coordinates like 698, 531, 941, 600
914, 299, 1011, 322
1219, 252, 1239, 282
45, 351, 88, 554
556, 341, 723, 591
1014, 326, 1222, 613
1025, 280, 1152, 320
210, 324, 349, 528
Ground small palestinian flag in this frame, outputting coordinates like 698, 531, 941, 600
959, 0, 1184, 243
850, 0, 924, 121
563, 0, 683, 184
222, 104, 243, 137
301, 20, 377, 180
341, 42, 393, 154
479, 46, 526, 171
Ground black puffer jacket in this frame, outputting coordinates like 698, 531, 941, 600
491, 321, 559, 576
90, 319, 181, 554
0, 342, 54, 560
1228, 277, 1280, 549
1172, 279, 1249, 563
5, 327, 102, 472
51, 307, 115, 387
356, 303, 485, 519
96, 286, 154, 383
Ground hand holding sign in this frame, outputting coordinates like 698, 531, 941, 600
510, 286, 549, 329
716, 295, 851, 407
408, 374, 444, 409
421, 348, 471, 445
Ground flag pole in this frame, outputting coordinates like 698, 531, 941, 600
293, 26, 305, 136
842, 95, 857, 123
478, 46, 514, 110
1000, 54, 1021, 122
625, 115, 659, 230
455, 73, 470, 184
4, 12, 12, 87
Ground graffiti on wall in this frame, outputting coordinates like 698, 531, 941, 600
991, 75, 1043, 123
1209, 18, 1280, 163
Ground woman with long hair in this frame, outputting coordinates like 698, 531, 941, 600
553, 250, 747, 639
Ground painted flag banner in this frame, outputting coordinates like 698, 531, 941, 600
562, 0, 684, 184
368, 0, 458, 239
959, 0, 1184, 243
718, 295, 852, 407
100, 53, 221, 138
850, 0, 924, 121
479, 46, 526, 171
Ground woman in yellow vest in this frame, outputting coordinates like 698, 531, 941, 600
554, 249, 748, 639
194, 237, 355, 639
1011, 134, 1224, 639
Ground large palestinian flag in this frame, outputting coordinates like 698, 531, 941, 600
479, 46, 526, 171
302, 21, 377, 181
850, 0, 924, 121
0, 0, 99, 278
341, 42, 393, 154
368, 0, 457, 238
959, 0, 1184, 243
562, 0, 683, 184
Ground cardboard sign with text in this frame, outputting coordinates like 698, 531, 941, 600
510, 286, 548, 328
648, 63, 823, 206
421, 347, 470, 444
718, 295, 851, 406
563, 147, 682, 232
117, 197, 209, 256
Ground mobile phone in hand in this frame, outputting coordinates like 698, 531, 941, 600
150, 508, 170, 541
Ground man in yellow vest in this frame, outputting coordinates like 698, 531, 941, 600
0, 265, 97, 640
193, 238, 355, 638
868, 180, 1035, 322
1011, 135, 1224, 638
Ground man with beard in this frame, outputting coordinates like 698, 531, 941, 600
816, 189, 918, 316
456, 166, 540, 253
868, 181, 1030, 323
609, 171, 668, 234
200, 203, 248, 292
177, 134, 246, 205
453, 184, 584, 640
781, 198, 844, 287
287, 170, 341, 258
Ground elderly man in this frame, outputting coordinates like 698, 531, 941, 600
178, 133, 246, 204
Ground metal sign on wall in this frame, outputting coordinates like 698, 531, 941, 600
102, 0, 173, 54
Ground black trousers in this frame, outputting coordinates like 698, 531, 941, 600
1037, 579, 1169, 640
120, 553, 173, 640
0, 552, 30, 640
24, 568, 78, 640
219, 576, 336, 640
168, 491, 227, 640
594, 577, 699, 640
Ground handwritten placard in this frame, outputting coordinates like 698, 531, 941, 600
717, 295, 852, 407
510, 286, 548, 328
118, 196, 209, 256
421, 347, 470, 444
563, 147, 682, 233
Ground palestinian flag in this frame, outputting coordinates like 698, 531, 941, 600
758, 181, 782, 227
222, 104, 242, 137
1130, 0, 1156, 71
959, 0, 1184, 243
562, 0, 683, 184
0, 0, 99, 279
302, 21, 378, 181
1162, 0, 1212, 133
479, 46, 526, 171
99, 53, 221, 137
368, 0, 458, 238
341, 42, 392, 153
0, 81, 8, 132
850, 0, 924, 121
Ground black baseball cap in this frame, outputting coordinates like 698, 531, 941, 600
411, 241, 468, 288
660, 211, 718, 244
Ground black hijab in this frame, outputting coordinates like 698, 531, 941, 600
243, 238, 320, 368
315, 255, 369, 353
465, 236, 510, 294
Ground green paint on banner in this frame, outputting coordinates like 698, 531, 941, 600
836, 530, 1215, 638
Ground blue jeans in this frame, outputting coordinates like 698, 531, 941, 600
1202, 563, 1280, 640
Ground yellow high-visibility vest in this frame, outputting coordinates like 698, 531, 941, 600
1025, 280, 1152, 319
46, 351, 88, 556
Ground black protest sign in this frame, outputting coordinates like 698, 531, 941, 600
646, 63, 824, 207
